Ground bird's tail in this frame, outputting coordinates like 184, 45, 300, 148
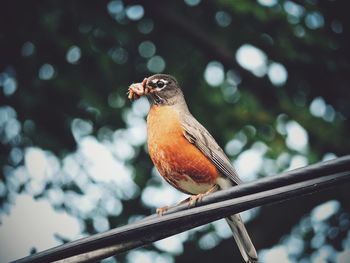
217, 177, 258, 263
226, 214, 258, 263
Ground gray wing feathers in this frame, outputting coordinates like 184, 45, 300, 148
181, 113, 242, 185
181, 112, 258, 262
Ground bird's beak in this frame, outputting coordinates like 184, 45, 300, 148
128, 78, 149, 100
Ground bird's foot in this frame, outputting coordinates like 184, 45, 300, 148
188, 185, 218, 207
188, 193, 205, 207
156, 205, 169, 216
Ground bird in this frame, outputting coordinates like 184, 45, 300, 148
128, 74, 258, 263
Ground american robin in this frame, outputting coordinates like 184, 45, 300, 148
128, 74, 258, 263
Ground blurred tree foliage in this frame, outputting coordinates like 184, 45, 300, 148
0, 0, 349, 262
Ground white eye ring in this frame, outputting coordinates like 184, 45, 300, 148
156, 80, 165, 88
151, 79, 168, 90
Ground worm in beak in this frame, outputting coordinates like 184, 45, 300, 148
127, 78, 149, 100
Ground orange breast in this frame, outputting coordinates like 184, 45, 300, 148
147, 105, 219, 194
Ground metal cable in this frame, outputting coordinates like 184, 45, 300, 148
13, 156, 350, 263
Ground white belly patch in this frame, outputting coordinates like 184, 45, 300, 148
175, 174, 215, 195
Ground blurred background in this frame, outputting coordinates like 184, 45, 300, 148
0, 0, 349, 262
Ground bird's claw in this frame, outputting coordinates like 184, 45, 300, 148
188, 185, 218, 207
156, 206, 169, 216
188, 193, 205, 207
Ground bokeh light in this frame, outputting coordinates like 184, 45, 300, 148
38, 64, 55, 80
125, 5, 144, 21
236, 44, 267, 77
257, 0, 277, 7
204, 61, 225, 87
66, 46, 82, 64
0, 194, 81, 263
147, 56, 166, 73
268, 62, 288, 86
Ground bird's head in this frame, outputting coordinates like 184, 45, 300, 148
128, 74, 183, 105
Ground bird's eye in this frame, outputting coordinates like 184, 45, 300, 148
156, 81, 165, 88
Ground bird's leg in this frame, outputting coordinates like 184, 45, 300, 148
157, 185, 218, 216
156, 197, 192, 216
188, 185, 218, 207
